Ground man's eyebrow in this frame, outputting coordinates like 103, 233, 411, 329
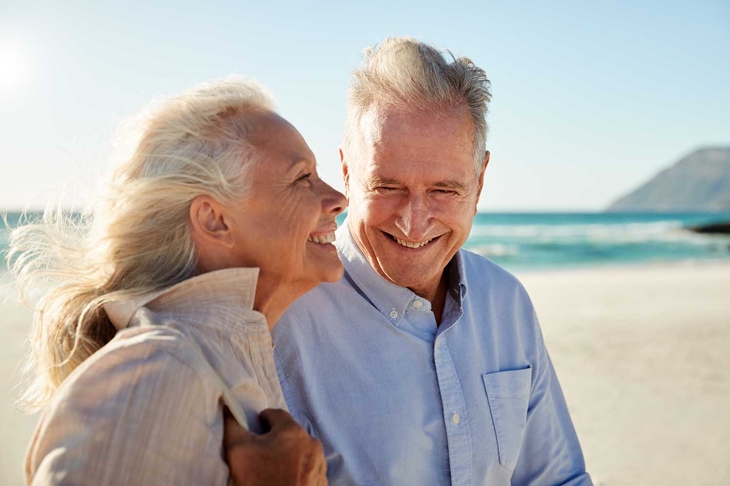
434, 180, 468, 191
368, 176, 401, 186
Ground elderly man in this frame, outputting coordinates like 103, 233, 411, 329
273, 37, 593, 486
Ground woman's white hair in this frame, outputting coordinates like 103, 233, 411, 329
7, 76, 275, 411
342, 36, 492, 170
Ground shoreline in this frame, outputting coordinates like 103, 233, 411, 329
510, 254, 730, 275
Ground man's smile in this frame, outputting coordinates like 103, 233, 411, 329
381, 230, 441, 249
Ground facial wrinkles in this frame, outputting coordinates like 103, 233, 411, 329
345, 105, 479, 296
252, 147, 320, 246
356, 169, 476, 247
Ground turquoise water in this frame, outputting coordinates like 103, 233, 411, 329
465, 212, 730, 271
3, 211, 730, 273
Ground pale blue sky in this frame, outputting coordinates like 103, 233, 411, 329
1, 1, 728, 211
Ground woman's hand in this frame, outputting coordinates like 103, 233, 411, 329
224, 408, 327, 486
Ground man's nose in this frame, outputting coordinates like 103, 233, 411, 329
395, 194, 432, 240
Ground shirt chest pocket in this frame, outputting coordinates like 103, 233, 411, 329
482, 367, 532, 471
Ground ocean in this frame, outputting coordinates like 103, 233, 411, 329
2, 211, 730, 273
466, 212, 730, 271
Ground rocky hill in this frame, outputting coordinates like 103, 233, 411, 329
607, 147, 730, 212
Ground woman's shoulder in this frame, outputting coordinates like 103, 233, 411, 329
26, 326, 230, 485
54, 325, 215, 406
96, 324, 204, 367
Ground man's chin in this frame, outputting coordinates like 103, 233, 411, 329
378, 265, 439, 290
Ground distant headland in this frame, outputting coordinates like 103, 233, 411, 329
606, 147, 730, 213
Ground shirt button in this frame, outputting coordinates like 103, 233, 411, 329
390, 309, 398, 319
413, 299, 423, 309
452, 413, 461, 425
436, 339, 442, 348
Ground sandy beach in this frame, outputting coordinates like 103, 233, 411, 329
2, 261, 729, 485
0, 300, 35, 485
519, 262, 730, 486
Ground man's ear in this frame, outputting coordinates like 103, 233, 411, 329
474, 150, 490, 214
189, 196, 234, 249
339, 147, 350, 198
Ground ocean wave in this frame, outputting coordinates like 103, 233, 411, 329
466, 221, 730, 246
469, 243, 520, 258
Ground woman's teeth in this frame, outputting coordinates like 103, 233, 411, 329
394, 236, 434, 249
308, 232, 336, 244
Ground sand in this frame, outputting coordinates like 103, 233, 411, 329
518, 262, 730, 486
0, 301, 36, 485
1, 262, 729, 485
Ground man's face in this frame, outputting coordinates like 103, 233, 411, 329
342, 106, 487, 299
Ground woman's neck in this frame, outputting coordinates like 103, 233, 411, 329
253, 276, 313, 330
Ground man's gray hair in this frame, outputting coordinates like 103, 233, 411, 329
342, 36, 492, 170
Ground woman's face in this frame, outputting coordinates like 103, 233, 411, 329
227, 111, 346, 293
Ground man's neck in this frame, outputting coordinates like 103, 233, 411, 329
410, 274, 449, 326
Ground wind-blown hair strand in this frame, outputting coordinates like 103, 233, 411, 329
7, 77, 275, 411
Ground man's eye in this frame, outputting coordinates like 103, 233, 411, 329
433, 189, 456, 196
374, 186, 398, 193
297, 173, 312, 184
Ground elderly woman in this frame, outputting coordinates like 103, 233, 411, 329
8, 78, 344, 485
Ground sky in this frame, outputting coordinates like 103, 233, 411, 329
1, 0, 728, 211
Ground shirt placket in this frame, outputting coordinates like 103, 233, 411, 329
434, 333, 472, 486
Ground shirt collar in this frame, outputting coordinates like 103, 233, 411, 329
103, 267, 260, 331
449, 251, 468, 304
336, 220, 468, 325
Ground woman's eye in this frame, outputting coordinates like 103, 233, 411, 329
297, 173, 312, 184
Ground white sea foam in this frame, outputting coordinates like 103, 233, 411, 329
468, 220, 727, 246
469, 243, 520, 258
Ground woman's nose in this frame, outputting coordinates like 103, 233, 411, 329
321, 182, 346, 216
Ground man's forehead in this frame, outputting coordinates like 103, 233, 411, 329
359, 149, 476, 190
363, 162, 473, 184
355, 104, 475, 175
359, 104, 473, 153
359, 104, 440, 143
358, 107, 387, 146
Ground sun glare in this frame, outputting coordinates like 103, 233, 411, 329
0, 40, 30, 96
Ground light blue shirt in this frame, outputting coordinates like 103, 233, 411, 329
274, 223, 592, 486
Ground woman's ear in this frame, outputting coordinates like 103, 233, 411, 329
189, 196, 235, 249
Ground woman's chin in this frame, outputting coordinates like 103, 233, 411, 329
308, 260, 345, 286
322, 262, 345, 283
304, 244, 344, 284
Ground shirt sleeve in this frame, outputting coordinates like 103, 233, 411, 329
511, 313, 594, 486
25, 332, 230, 486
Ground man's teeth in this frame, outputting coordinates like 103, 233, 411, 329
394, 236, 434, 249
307, 233, 336, 244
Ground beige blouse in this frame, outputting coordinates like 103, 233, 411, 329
25, 268, 287, 486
